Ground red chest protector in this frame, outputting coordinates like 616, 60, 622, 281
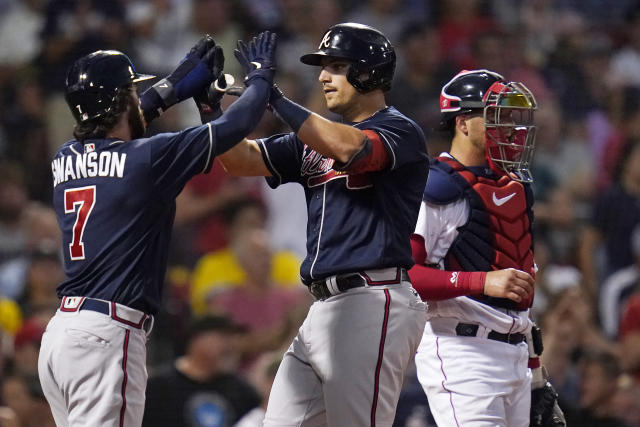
431, 157, 535, 310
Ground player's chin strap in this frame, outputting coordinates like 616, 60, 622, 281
527, 324, 567, 427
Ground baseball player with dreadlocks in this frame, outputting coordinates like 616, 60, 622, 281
37, 32, 277, 426
407, 69, 565, 426
218, 23, 429, 426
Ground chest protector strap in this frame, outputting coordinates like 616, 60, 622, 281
435, 157, 535, 311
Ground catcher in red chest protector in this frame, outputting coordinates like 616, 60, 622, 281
408, 69, 565, 426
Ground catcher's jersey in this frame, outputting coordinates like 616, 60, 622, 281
258, 106, 429, 284
414, 153, 531, 332
51, 124, 216, 314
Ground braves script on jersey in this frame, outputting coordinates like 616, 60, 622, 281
258, 106, 430, 426
259, 106, 428, 282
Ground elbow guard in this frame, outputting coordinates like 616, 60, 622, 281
333, 130, 391, 173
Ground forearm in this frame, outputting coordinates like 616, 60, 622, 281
209, 78, 270, 155
297, 115, 367, 163
218, 139, 271, 176
409, 233, 485, 300
270, 91, 364, 162
409, 263, 486, 300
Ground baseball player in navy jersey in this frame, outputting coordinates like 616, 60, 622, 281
407, 69, 564, 426
216, 23, 429, 426
37, 32, 278, 427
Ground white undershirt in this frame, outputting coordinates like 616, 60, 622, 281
414, 153, 531, 334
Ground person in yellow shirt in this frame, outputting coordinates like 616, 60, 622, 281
190, 198, 301, 315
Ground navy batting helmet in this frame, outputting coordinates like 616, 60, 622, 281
65, 50, 155, 123
438, 69, 505, 130
439, 69, 538, 182
300, 22, 396, 93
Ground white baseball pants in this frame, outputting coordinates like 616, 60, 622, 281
38, 301, 150, 427
263, 282, 428, 427
415, 319, 531, 427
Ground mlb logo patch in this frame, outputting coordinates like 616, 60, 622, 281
62, 296, 85, 310
84, 143, 95, 153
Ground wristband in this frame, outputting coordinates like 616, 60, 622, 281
455, 271, 486, 293
269, 93, 311, 132
140, 88, 164, 124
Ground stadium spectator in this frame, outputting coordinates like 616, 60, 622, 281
208, 227, 309, 367
12, 317, 45, 376
142, 315, 261, 427
579, 140, 640, 301
564, 349, 627, 427
190, 198, 301, 315
618, 293, 640, 382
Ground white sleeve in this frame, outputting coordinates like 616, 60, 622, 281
413, 199, 469, 267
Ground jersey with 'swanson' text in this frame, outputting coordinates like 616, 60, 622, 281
258, 106, 429, 284
51, 124, 217, 314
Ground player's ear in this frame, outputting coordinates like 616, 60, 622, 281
455, 115, 470, 136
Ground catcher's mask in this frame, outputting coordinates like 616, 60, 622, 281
440, 69, 537, 182
300, 22, 396, 93
65, 50, 155, 123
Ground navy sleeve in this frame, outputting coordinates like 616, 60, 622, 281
208, 78, 270, 155
147, 124, 215, 199
256, 132, 305, 188
359, 113, 428, 170
423, 164, 463, 204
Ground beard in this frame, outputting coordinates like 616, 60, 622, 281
127, 95, 146, 140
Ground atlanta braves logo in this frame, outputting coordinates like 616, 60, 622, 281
319, 31, 332, 49
301, 150, 333, 176
301, 147, 372, 189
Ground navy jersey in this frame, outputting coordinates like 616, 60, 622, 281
51, 123, 217, 314
258, 106, 429, 283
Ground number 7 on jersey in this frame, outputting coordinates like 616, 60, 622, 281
64, 186, 96, 260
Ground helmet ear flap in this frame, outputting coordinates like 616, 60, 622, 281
346, 58, 395, 93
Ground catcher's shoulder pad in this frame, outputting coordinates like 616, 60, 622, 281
423, 158, 464, 205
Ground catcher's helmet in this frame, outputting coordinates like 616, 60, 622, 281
65, 50, 155, 123
438, 69, 505, 130
439, 69, 538, 182
300, 22, 395, 93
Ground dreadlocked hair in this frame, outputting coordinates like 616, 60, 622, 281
73, 85, 132, 141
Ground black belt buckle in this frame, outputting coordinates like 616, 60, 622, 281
308, 268, 405, 301
455, 323, 479, 337
336, 273, 366, 291
456, 322, 524, 345
488, 330, 525, 345
309, 282, 331, 300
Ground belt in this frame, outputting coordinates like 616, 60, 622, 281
60, 296, 153, 333
308, 268, 409, 300
455, 322, 525, 345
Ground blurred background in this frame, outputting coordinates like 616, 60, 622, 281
1, 0, 640, 426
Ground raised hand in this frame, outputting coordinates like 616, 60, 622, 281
483, 268, 534, 303
234, 30, 277, 85
194, 73, 235, 122
141, 35, 222, 122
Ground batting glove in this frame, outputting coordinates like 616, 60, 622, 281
194, 73, 236, 123
234, 31, 277, 85
141, 35, 223, 123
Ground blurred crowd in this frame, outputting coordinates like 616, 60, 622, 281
1, 0, 640, 425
